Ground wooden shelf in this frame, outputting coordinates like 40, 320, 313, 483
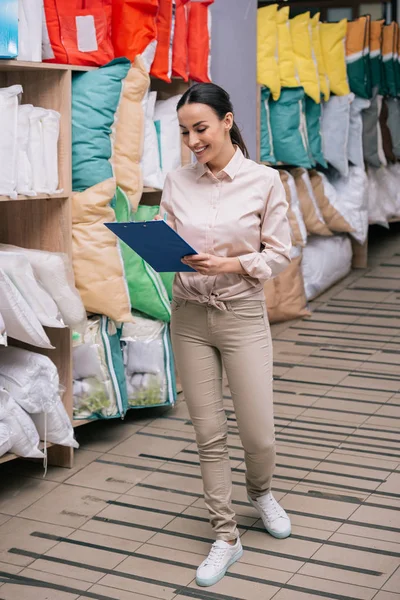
0, 193, 69, 203
0, 59, 96, 72
0, 441, 54, 465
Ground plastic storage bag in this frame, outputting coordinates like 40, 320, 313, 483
0, 420, 12, 457
121, 313, 176, 408
17, 104, 35, 196
0, 388, 44, 459
0, 85, 22, 198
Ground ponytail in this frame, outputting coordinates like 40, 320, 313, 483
177, 82, 250, 158
230, 121, 250, 159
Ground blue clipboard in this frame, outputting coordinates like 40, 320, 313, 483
105, 220, 198, 272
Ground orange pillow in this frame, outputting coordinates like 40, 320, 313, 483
188, 0, 214, 83
43, 0, 114, 66
151, 0, 174, 82
172, 0, 190, 80
112, 0, 159, 63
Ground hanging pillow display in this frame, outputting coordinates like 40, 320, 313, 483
172, 0, 190, 80
387, 98, 400, 159
311, 13, 329, 102
187, 0, 214, 83
290, 12, 320, 104
114, 188, 173, 322
42, 0, 114, 66
346, 16, 372, 99
72, 177, 133, 324
382, 23, 398, 98
72, 58, 131, 191
348, 96, 371, 168
309, 170, 354, 235
321, 93, 354, 177
362, 89, 387, 168
305, 96, 326, 168
150, 0, 174, 82
370, 19, 384, 91
269, 87, 312, 168
279, 170, 307, 247
320, 20, 350, 96
112, 0, 158, 67
276, 7, 298, 88
257, 4, 280, 100
73, 316, 128, 420
259, 88, 276, 164
291, 167, 332, 237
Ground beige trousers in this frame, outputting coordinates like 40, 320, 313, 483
171, 297, 276, 541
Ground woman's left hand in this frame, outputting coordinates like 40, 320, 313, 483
182, 254, 244, 275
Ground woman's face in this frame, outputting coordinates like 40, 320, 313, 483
178, 102, 233, 165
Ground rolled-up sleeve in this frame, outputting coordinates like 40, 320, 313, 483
159, 173, 177, 230
238, 170, 292, 282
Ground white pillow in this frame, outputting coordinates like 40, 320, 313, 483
326, 166, 369, 245
0, 252, 64, 328
302, 235, 352, 301
154, 94, 182, 179
0, 269, 53, 348
42, 109, 61, 193
0, 310, 5, 346
348, 97, 370, 168
367, 167, 388, 227
0, 346, 60, 413
17, 104, 36, 196
322, 94, 354, 177
0, 85, 22, 198
28, 107, 48, 193
0, 421, 13, 457
0, 388, 44, 459
284, 171, 308, 246
0, 245, 86, 329
31, 396, 79, 448
17, 0, 43, 62
141, 91, 164, 189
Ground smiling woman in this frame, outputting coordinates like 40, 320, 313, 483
158, 82, 293, 588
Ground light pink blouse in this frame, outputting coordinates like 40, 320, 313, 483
160, 147, 292, 308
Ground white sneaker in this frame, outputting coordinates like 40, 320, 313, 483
196, 538, 243, 587
248, 492, 291, 539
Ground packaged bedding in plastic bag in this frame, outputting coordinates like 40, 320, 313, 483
0, 420, 12, 457
73, 316, 128, 420
0, 310, 6, 346
0, 388, 44, 459
121, 313, 176, 408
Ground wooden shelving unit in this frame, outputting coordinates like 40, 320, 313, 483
0, 59, 91, 468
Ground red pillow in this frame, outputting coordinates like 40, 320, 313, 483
43, 0, 114, 66
187, 0, 214, 83
172, 0, 190, 81
151, 0, 174, 82
112, 0, 159, 64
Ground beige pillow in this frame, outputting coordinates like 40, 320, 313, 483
72, 178, 133, 324
309, 170, 354, 233
111, 56, 149, 212
291, 168, 332, 236
264, 250, 310, 324
279, 171, 306, 246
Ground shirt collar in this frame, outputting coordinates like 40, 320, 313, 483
195, 146, 245, 181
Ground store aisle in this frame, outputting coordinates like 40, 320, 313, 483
0, 227, 399, 600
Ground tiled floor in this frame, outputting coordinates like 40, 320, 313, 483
1, 226, 400, 600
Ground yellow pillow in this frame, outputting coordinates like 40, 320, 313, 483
276, 7, 299, 88
311, 13, 330, 101
290, 12, 320, 104
257, 4, 281, 100
320, 20, 351, 96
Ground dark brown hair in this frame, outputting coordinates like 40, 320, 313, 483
176, 83, 249, 158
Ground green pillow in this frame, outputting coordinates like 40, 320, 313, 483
114, 188, 173, 322
72, 58, 130, 192
269, 87, 313, 168
305, 96, 327, 168
259, 88, 276, 164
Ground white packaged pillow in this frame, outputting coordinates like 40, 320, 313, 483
284, 170, 308, 246
17, 0, 43, 62
326, 166, 369, 245
0, 388, 44, 459
367, 167, 388, 227
322, 94, 354, 177
302, 235, 352, 301
348, 97, 370, 168
141, 91, 164, 189
0, 346, 59, 413
28, 107, 48, 193
0, 310, 6, 346
0, 252, 64, 328
31, 397, 79, 448
154, 94, 182, 179
0, 421, 13, 457
42, 109, 61, 193
17, 104, 35, 196
0, 269, 53, 348
0, 245, 86, 329
0, 85, 23, 199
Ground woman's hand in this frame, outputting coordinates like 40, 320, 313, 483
153, 215, 162, 221
182, 254, 245, 275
